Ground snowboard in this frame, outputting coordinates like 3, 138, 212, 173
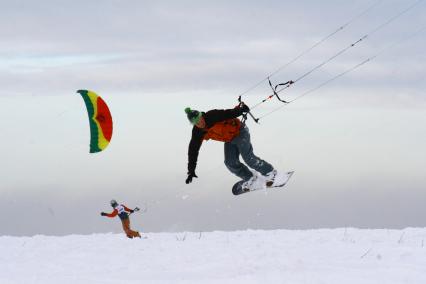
232, 171, 294, 195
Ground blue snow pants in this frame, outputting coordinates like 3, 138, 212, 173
224, 126, 274, 181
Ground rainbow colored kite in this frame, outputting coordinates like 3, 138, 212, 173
77, 90, 113, 153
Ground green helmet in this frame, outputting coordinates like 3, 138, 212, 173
185, 107, 202, 125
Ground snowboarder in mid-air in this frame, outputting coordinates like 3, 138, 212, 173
101, 200, 141, 238
185, 104, 289, 195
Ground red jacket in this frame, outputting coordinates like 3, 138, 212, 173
187, 107, 244, 174
104, 204, 133, 220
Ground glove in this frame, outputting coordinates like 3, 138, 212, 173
100, 212, 107, 216
240, 103, 250, 113
129, 209, 134, 214
185, 172, 198, 184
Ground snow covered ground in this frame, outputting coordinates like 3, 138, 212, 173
2, 228, 426, 284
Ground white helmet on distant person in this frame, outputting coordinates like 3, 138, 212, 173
110, 199, 118, 208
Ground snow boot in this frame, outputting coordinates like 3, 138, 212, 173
264, 169, 277, 187
241, 174, 259, 191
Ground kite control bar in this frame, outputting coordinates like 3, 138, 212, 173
129, 206, 147, 214
238, 96, 259, 124
267, 77, 293, 103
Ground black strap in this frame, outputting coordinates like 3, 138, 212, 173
268, 77, 293, 103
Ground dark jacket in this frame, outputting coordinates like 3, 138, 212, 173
187, 107, 244, 174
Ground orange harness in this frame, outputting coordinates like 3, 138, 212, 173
203, 118, 241, 142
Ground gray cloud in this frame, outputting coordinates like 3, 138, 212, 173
0, 0, 424, 97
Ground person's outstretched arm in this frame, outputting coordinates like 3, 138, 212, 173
187, 127, 204, 183
123, 205, 134, 213
100, 209, 118, 217
204, 107, 245, 125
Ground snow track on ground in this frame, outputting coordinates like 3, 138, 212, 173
2, 228, 426, 284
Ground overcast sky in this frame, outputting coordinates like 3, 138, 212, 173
1, 0, 425, 236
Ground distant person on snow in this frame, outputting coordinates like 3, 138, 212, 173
185, 104, 277, 191
101, 199, 141, 239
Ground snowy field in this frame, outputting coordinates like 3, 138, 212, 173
2, 228, 426, 284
